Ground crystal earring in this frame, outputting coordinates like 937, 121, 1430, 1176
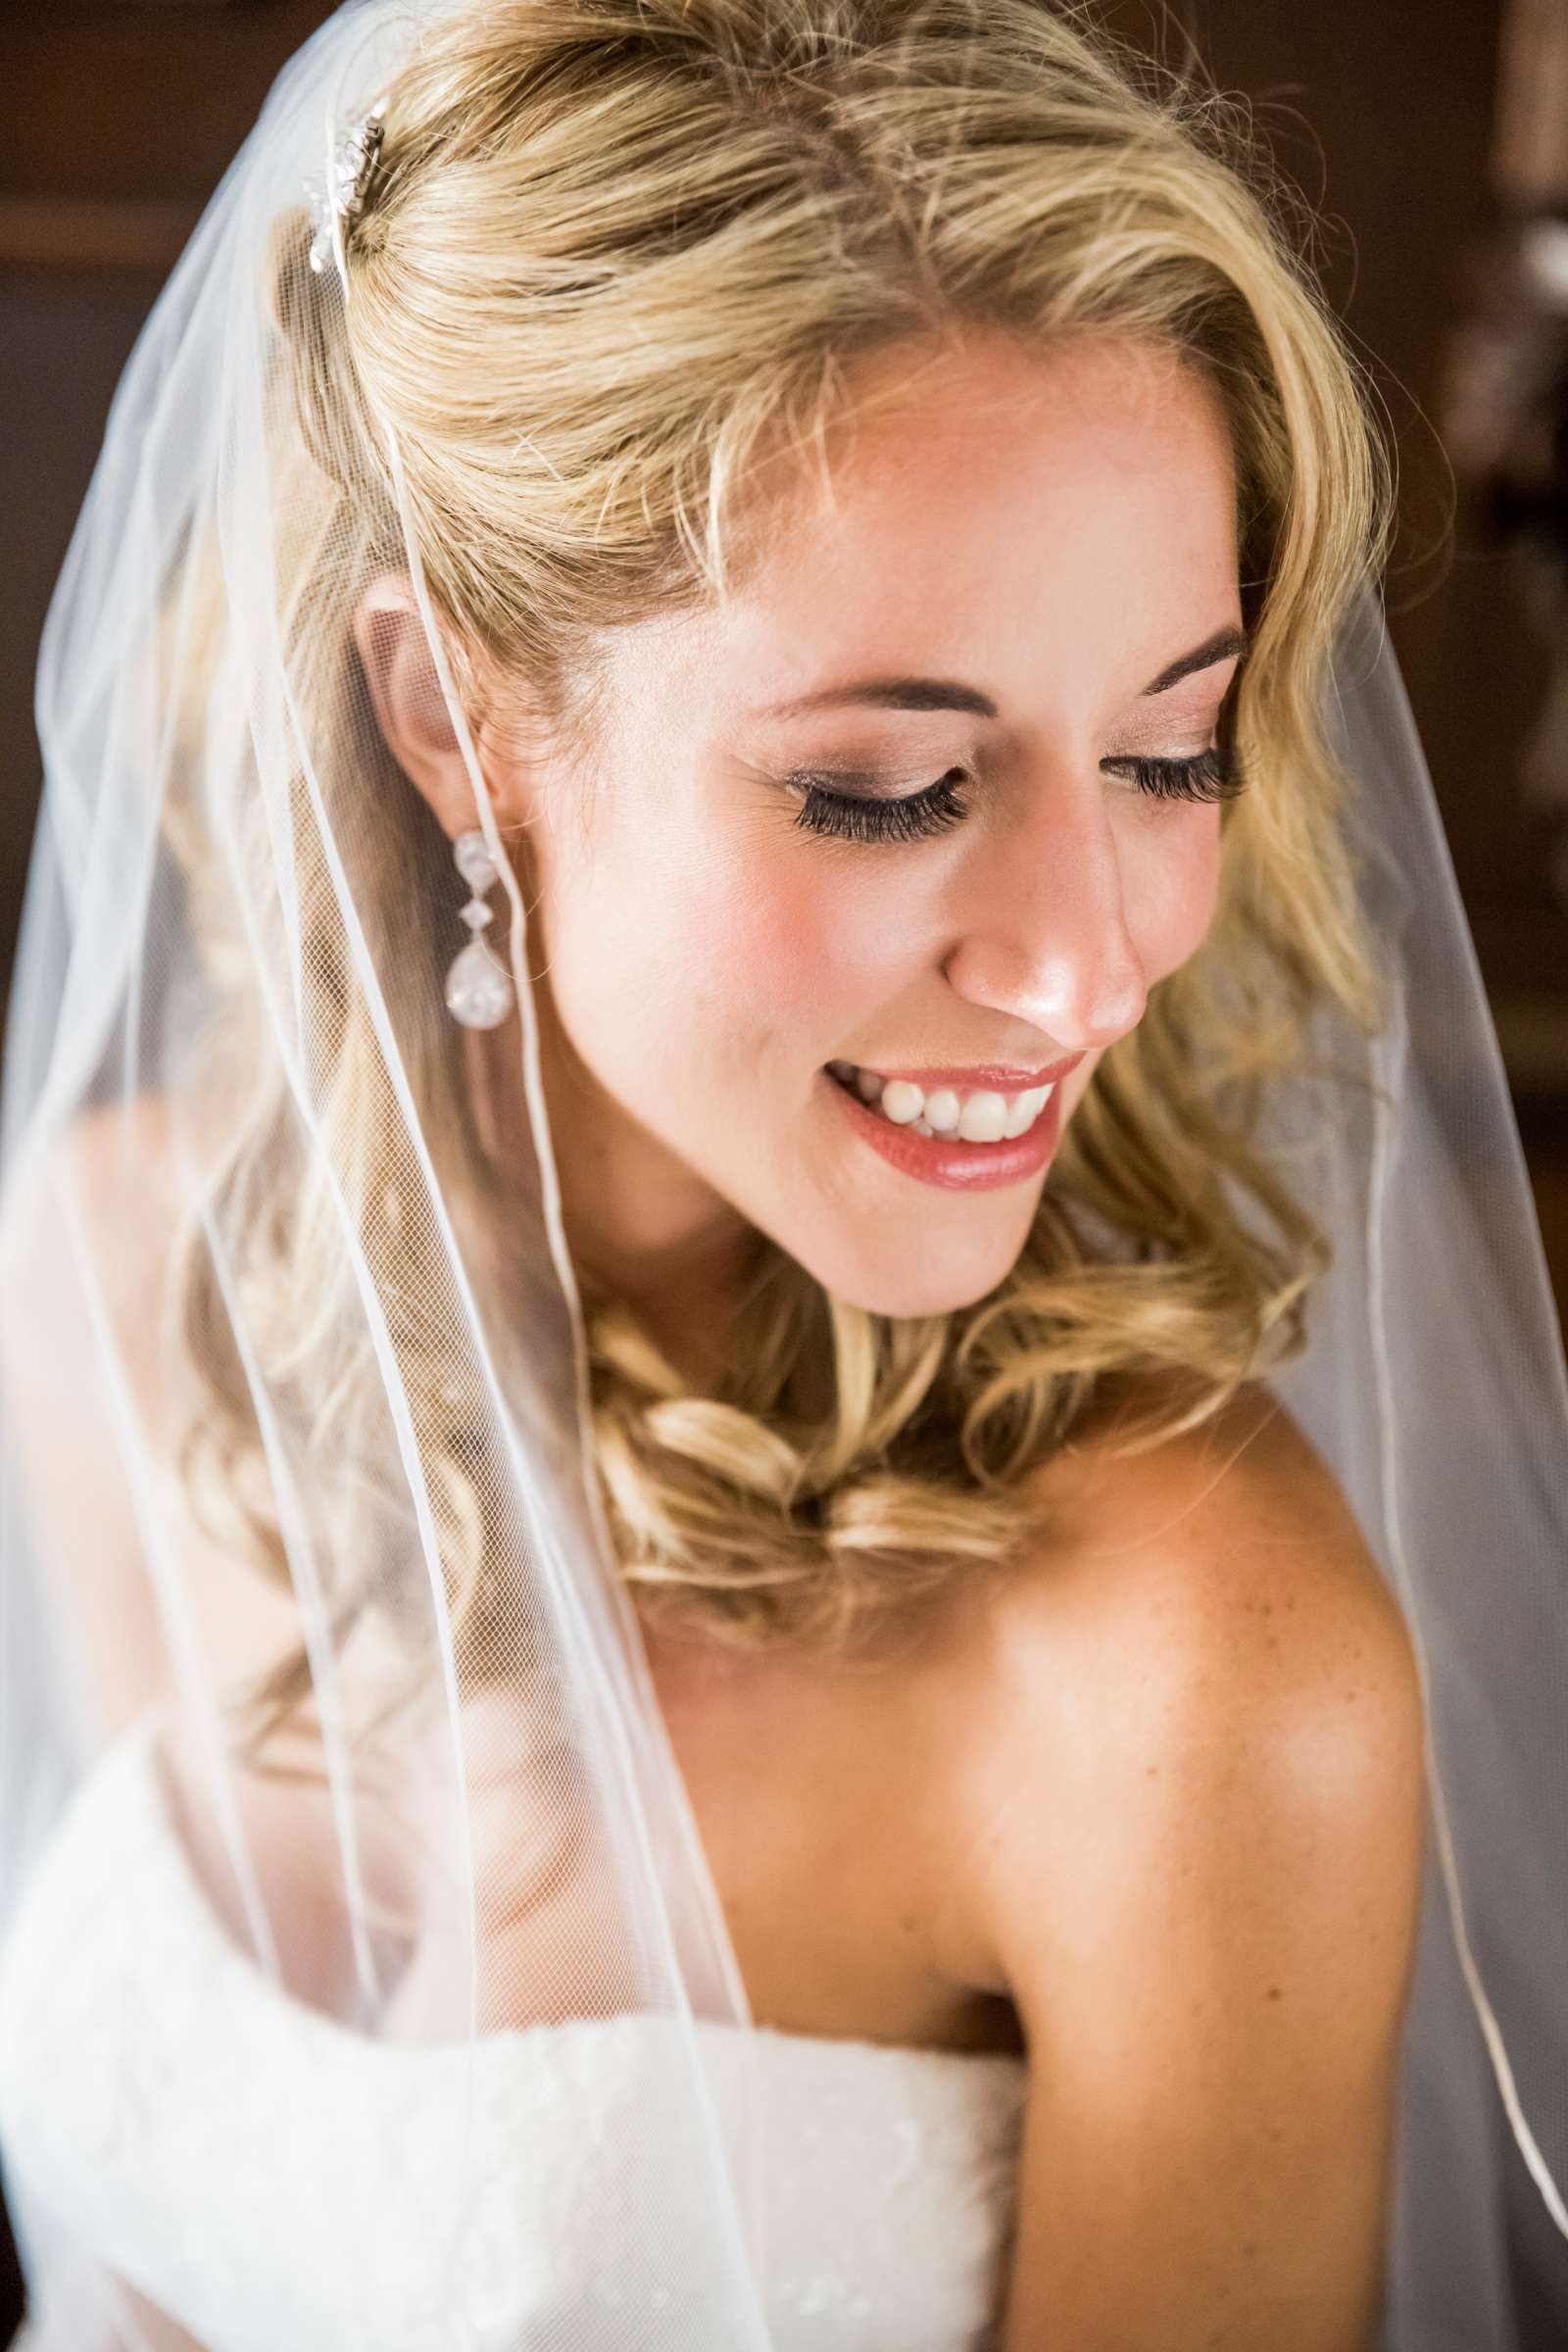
443, 829, 515, 1030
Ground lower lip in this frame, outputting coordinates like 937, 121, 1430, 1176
818, 1067, 1065, 1193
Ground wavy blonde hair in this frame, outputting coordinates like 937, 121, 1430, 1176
180, 0, 1395, 1701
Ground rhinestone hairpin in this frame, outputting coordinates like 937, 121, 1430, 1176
306, 94, 390, 274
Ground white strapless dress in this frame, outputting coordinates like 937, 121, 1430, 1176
0, 1725, 1029, 2351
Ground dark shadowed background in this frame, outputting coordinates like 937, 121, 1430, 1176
3, 1, 1566, 2341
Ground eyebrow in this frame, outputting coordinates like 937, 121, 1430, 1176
754, 625, 1250, 722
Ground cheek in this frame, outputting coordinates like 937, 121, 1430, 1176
700, 860, 888, 1054
1129, 813, 1225, 983
687, 849, 908, 1061
543, 805, 883, 1085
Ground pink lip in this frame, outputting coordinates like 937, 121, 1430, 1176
819, 1065, 1067, 1193
846, 1056, 1085, 1092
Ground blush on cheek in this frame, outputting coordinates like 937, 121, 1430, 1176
704, 865, 871, 1046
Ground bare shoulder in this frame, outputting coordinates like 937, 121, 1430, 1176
991, 1375, 1421, 1745
955, 1388, 1429, 2342
957, 1376, 1428, 1996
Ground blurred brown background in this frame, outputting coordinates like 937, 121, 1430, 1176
3, 0, 1567, 2341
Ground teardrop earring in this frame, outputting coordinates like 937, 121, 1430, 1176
443, 829, 516, 1030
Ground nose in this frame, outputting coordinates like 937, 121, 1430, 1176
939, 770, 1149, 1054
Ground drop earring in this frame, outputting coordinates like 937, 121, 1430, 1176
443, 829, 515, 1030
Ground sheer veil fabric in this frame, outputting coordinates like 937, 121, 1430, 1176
0, 2, 1564, 2346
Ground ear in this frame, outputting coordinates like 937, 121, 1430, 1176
352, 573, 494, 841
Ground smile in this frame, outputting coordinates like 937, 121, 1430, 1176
825, 1059, 1054, 1141
820, 1062, 1067, 1194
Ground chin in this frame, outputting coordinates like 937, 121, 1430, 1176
794, 1214, 1039, 1323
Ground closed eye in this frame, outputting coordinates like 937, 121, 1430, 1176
1101, 746, 1250, 806
787, 745, 1249, 845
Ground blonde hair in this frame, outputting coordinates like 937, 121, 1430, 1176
185, 0, 1395, 1691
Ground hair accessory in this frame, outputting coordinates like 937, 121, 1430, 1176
307, 95, 389, 274
443, 828, 516, 1029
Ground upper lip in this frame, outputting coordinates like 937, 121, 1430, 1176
841, 1054, 1086, 1092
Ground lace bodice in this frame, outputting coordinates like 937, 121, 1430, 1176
0, 1723, 1029, 2350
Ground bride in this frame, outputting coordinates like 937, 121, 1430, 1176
0, 2, 1564, 2347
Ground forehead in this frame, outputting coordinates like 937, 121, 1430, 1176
609, 331, 1242, 720
807, 328, 1235, 510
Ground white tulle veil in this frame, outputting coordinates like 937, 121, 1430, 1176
0, 3, 1566, 2346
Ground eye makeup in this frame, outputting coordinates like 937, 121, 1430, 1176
785, 742, 1250, 845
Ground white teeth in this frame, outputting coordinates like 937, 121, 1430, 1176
829, 1062, 1054, 1141
956, 1091, 1007, 1143
879, 1080, 923, 1125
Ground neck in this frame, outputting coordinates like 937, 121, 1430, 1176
578, 1223, 763, 1389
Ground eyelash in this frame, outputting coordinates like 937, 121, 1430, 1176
788, 747, 1250, 846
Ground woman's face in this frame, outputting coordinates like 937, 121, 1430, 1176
497, 330, 1244, 1328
